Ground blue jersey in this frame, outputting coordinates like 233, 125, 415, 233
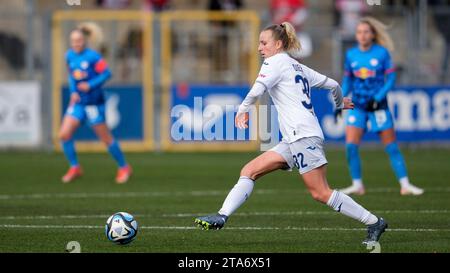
66, 48, 111, 105
343, 44, 396, 110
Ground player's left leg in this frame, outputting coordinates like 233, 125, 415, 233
92, 123, 131, 184
87, 104, 131, 183
302, 165, 387, 244
294, 137, 387, 243
379, 128, 424, 196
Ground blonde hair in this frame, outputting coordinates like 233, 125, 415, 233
75, 22, 104, 51
264, 21, 301, 52
359, 17, 395, 52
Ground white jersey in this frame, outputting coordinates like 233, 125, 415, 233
255, 53, 330, 143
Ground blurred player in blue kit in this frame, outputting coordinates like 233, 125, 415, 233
59, 23, 132, 184
337, 17, 424, 196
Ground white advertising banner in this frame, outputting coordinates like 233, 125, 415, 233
0, 82, 41, 147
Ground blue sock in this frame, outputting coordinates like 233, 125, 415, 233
346, 143, 362, 180
62, 139, 79, 167
108, 140, 127, 168
385, 142, 408, 180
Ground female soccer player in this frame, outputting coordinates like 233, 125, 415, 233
337, 17, 424, 196
59, 23, 132, 184
195, 22, 387, 245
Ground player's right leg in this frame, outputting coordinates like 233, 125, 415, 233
302, 165, 387, 244
340, 110, 366, 195
59, 105, 83, 183
195, 149, 289, 230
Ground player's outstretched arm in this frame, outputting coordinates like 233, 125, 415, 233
87, 67, 112, 90
319, 78, 354, 121
235, 82, 266, 129
374, 72, 396, 102
342, 73, 353, 98
320, 77, 345, 109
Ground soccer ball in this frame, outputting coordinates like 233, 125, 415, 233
105, 212, 138, 245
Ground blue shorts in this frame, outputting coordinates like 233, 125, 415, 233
346, 108, 394, 133
65, 103, 106, 126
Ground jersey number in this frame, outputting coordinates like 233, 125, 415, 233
295, 75, 313, 110
293, 153, 308, 169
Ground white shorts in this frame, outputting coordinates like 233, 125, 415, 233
270, 137, 328, 174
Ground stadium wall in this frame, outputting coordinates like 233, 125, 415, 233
1, 7, 450, 151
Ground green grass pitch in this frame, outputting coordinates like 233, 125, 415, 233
0, 148, 449, 253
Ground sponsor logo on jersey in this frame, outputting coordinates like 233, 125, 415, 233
81, 61, 89, 69
259, 74, 267, 78
354, 67, 376, 79
370, 58, 379, 66
263, 62, 269, 65
72, 69, 87, 80
292, 63, 303, 72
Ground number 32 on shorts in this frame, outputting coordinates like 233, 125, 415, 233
293, 153, 308, 169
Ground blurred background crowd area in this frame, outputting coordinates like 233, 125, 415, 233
1, 0, 450, 86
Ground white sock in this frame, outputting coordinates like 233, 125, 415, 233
327, 190, 378, 225
352, 179, 363, 187
399, 177, 410, 188
218, 177, 254, 217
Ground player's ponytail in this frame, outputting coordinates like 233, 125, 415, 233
76, 22, 104, 51
281, 22, 301, 52
264, 22, 302, 52
359, 17, 395, 52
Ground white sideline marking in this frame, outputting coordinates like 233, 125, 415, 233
0, 187, 448, 200
0, 224, 449, 232
163, 210, 450, 218
0, 190, 275, 200
0, 215, 111, 220
0, 210, 448, 220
